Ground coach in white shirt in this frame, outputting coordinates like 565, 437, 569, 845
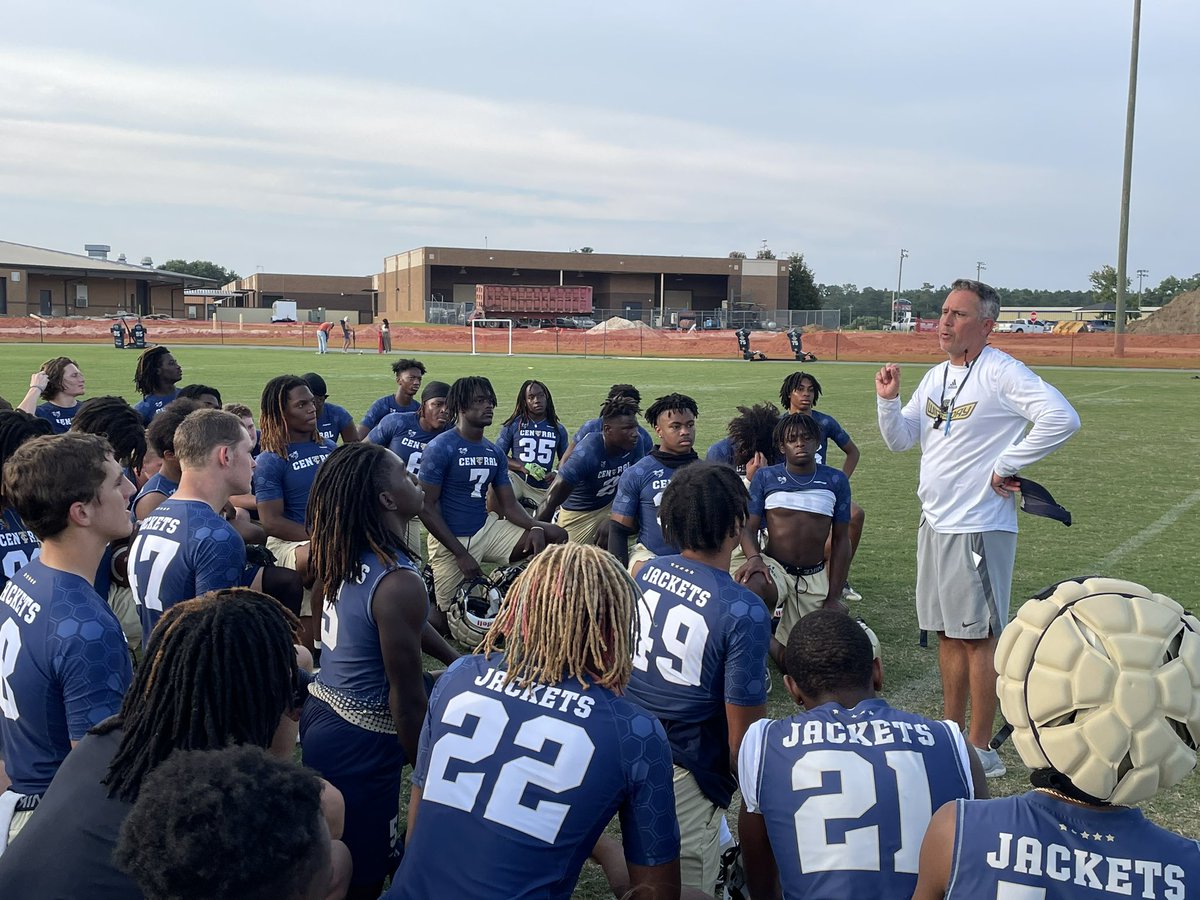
874, 278, 1079, 778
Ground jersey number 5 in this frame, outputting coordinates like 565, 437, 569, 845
422, 692, 595, 844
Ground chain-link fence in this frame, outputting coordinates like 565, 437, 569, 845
425, 300, 841, 332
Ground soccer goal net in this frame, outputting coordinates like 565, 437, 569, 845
470, 318, 514, 356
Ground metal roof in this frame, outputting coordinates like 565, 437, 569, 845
0, 240, 219, 284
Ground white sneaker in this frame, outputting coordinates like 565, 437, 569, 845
975, 746, 1006, 778
842, 583, 863, 602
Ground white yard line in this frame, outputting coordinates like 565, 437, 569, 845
1096, 488, 1200, 570
1072, 384, 1129, 400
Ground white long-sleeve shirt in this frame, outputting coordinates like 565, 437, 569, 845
877, 345, 1080, 534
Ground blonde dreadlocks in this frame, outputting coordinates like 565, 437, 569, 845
479, 543, 638, 693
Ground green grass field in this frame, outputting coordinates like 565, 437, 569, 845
7, 342, 1200, 892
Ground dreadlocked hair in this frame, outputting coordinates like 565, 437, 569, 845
605, 383, 641, 405
133, 346, 173, 396
71, 396, 147, 472
38, 356, 79, 402
479, 543, 638, 693
779, 371, 822, 409
307, 443, 418, 597
446, 376, 497, 422
659, 462, 748, 552
644, 392, 698, 427
258, 375, 311, 459
0, 411, 53, 507
503, 380, 559, 428
773, 412, 823, 450
599, 395, 640, 422
727, 402, 781, 466
98, 589, 301, 804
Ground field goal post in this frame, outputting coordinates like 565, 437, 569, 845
470, 318, 514, 355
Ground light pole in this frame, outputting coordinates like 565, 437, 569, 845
976, 261, 987, 282
893, 249, 908, 323
1114, 0, 1142, 348
1136, 268, 1149, 309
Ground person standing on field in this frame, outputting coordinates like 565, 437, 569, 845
875, 278, 1079, 779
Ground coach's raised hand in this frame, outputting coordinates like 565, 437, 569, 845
875, 363, 901, 400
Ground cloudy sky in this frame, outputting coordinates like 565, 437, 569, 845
3, 1, 1196, 290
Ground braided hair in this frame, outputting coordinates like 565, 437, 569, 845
132, 347, 174, 396
446, 376, 497, 422
479, 544, 638, 692
605, 383, 641, 405
502, 380, 560, 428
599, 395, 639, 422
659, 462, 748, 552
71, 396, 147, 472
258, 375, 312, 458
0, 411, 53, 507
307, 443, 419, 597
98, 589, 301, 803
779, 371, 822, 410
727, 402, 781, 466
644, 392, 698, 427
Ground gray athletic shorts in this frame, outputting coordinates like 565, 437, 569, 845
915, 519, 1016, 639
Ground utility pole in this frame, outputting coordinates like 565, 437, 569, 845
893, 249, 908, 323
1114, 0, 1142, 352
976, 261, 987, 282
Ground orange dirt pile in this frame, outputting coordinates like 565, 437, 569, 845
1129, 290, 1200, 334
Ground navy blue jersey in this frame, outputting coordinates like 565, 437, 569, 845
556, 433, 644, 512
316, 401, 354, 444
739, 699, 974, 899
317, 548, 422, 707
610, 456, 690, 555
749, 463, 851, 524
34, 401, 80, 434
366, 412, 443, 477
573, 417, 653, 456
808, 409, 851, 467
419, 429, 510, 536
0, 559, 132, 794
496, 418, 569, 489
361, 395, 419, 431
946, 790, 1200, 899
626, 554, 771, 806
133, 390, 179, 425
132, 471, 179, 510
128, 499, 247, 640
0, 508, 40, 594
388, 653, 679, 900
253, 438, 336, 525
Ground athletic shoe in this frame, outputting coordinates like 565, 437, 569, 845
842, 583, 863, 602
975, 746, 1006, 778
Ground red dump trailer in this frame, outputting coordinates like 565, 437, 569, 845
471, 285, 593, 323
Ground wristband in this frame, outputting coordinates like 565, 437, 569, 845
747, 553, 761, 561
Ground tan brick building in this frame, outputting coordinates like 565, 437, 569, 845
0, 242, 216, 318
222, 272, 376, 322
377, 246, 789, 325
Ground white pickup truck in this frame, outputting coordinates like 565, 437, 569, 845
994, 318, 1050, 334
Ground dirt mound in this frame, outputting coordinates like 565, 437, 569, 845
587, 317, 652, 334
1128, 290, 1200, 334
